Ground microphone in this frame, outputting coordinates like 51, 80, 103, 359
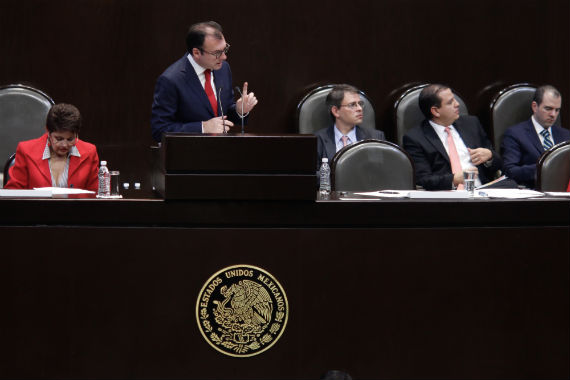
234, 86, 245, 134
217, 87, 226, 133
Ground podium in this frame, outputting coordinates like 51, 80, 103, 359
153, 133, 317, 200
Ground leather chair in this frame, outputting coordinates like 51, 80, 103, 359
393, 83, 469, 147
0, 84, 54, 179
296, 84, 377, 134
536, 141, 570, 192
489, 83, 562, 152
331, 139, 415, 191
2, 153, 16, 187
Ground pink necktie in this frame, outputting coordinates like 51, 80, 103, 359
444, 126, 464, 190
341, 136, 349, 147
204, 69, 218, 117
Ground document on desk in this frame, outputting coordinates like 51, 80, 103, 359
34, 187, 95, 195
544, 192, 570, 197
354, 190, 470, 199
354, 190, 410, 198
0, 189, 53, 197
408, 190, 470, 199
475, 189, 544, 199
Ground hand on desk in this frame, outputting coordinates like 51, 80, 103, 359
453, 171, 464, 186
203, 116, 234, 133
236, 82, 258, 116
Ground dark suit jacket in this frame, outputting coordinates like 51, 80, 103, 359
501, 119, 570, 188
315, 125, 385, 164
150, 56, 243, 142
403, 115, 502, 190
6, 133, 99, 191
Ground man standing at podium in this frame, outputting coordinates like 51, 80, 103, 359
316, 84, 385, 163
151, 21, 258, 142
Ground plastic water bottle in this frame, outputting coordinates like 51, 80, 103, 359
319, 158, 331, 194
98, 160, 110, 197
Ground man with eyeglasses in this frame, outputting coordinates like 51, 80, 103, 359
403, 84, 502, 190
315, 84, 385, 163
151, 21, 258, 141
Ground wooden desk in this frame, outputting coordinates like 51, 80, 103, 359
1, 195, 568, 379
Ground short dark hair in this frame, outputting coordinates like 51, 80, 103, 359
418, 84, 450, 119
185, 21, 223, 53
46, 103, 81, 134
533, 85, 561, 105
325, 84, 360, 121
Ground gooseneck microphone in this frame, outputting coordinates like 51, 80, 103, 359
234, 86, 245, 134
217, 87, 225, 133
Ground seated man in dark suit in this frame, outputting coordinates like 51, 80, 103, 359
403, 84, 502, 190
501, 85, 570, 189
151, 21, 258, 142
315, 84, 384, 163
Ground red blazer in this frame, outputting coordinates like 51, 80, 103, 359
5, 133, 99, 191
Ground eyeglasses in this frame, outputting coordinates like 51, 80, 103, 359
201, 43, 230, 59
340, 101, 365, 110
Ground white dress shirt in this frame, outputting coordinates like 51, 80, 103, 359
188, 54, 218, 132
531, 115, 553, 148
429, 120, 482, 187
187, 54, 217, 100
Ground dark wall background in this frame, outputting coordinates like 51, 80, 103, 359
1, 0, 569, 185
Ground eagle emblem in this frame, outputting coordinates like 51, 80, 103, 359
196, 265, 288, 357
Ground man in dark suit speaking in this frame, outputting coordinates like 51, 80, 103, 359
501, 85, 569, 189
315, 84, 385, 163
403, 84, 502, 190
151, 21, 258, 142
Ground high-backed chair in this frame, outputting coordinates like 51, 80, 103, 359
489, 83, 562, 152
3, 153, 16, 187
296, 84, 377, 134
0, 84, 54, 175
393, 84, 469, 147
536, 141, 570, 192
331, 139, 415, 191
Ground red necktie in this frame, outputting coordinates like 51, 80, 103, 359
341, 136, 349, 147
204, 69, 218, 117
444, 126, 464, 190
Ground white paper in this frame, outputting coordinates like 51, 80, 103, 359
544, 192, 570, 197
408, 190, 470, 199
34, 187, 95, 195
339, 197, 382, 201
475, 189, 544, 199
354, 190, 410, 198
0, 189, 53, 197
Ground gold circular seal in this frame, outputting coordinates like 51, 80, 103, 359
196, 265, 289, 357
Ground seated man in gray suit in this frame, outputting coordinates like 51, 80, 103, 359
315, 84, 385, 163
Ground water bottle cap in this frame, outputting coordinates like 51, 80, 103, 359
100, 160, 107, 166
322, 158, 328, 162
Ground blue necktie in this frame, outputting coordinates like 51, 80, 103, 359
540, 129, 553, 150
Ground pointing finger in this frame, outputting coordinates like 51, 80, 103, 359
242, 82, 248, 96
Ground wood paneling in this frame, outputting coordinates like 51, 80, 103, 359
0, 0, 568, 187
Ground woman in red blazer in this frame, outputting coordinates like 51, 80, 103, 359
5, 103, 99, 191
